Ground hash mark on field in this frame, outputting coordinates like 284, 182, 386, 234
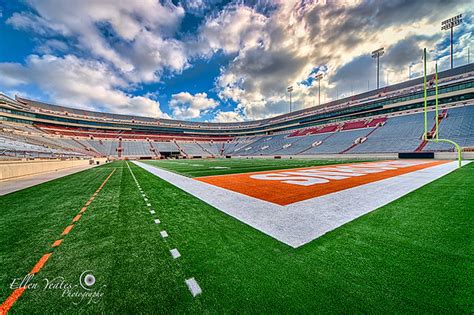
154, 218, 161, 224
150, 210, 155, 214
31, 253, 52, 274
62, 225, 74, 235
52, 239, 63, 247
160, 231, 168, 238
147, 203, 151, 207
185, 278, 202, 297
170, 248, 181, 259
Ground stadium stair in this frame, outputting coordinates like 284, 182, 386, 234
339, 126, 382, 154
173, 140, 188, 158
295, 131, 338, 155
73, 138, 101, 157
117, 137, 123, 158
148, 140, 160, 158
196, 142, 214, 157
415, 109, 448, 152
220, 142, 225, 155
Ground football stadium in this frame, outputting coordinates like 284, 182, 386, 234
0, 1, 473, 314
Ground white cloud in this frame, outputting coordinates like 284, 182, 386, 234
169, 92, 219, 119
0, 54, 165, 117
194, 5, 268, 57
7, 0, 187, 81
182, 0, 223, 16
202, 1, 472, 120
212, 110, 245, 122
35, 39, 69, 54
2, 0, 473, 122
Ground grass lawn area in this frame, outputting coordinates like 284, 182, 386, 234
0, 160, 472, 313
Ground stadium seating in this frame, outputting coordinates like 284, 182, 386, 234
1, 104, 472, 159
177, 142, 211, 157
122, 141, 154, 157
423, 105, 474, 151
351, 111, 436, 153
0, 135, 84, 158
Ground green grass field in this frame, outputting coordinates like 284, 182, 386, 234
142, 158, 370, 177
1, 159, 473, 313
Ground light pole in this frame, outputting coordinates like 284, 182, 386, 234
371, 47, 384, 89
441, 14, 462, 69
287, 86, 293, 113
315, 73, 323, 106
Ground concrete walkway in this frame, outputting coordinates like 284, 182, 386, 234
0, 165, 96, 196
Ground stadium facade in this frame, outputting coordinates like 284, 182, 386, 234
1, 64, 473, 159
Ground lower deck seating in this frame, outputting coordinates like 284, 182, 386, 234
122, 141, 153, 156
177, 142, 210, 156
351, 111, 436, 153
423, 105, 474, 151
1, 105, 472, 159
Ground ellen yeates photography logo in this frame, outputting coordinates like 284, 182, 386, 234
10, 270, 106, 305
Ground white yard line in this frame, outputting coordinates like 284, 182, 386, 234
127, 161, 202, 297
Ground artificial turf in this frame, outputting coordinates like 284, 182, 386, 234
142, 158, 370, 177
0, 160, 472, 313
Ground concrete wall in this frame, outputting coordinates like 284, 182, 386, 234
92, 157, 108, 165
230, 152, 474, 160
230, 153, 397, 160
0, 159, 91, 180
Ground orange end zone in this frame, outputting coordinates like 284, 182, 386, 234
195, 160, 449, 205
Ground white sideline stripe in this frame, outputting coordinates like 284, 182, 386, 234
160, 230, 168, 238
170, 248, 181, 259
134, 161, 469, 248
150, 210, 155, 214
154, 218, 161, 224
185, 278, 202, 297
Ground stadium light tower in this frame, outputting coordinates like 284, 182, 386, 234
287, 86, 294, 112
315, 73, 323, 106
441, 14, 462, 69
371, 48, 384, 89
372, 47, 385, 89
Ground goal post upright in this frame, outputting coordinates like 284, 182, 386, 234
435, 62, 439, 140
423, 48, 462, 168
423, 48, 428, 141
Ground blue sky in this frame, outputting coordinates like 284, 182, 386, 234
0, 0, 472, 122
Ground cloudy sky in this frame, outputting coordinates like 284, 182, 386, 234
0, 0, 472, 122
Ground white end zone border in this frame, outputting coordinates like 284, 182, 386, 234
133, 161, 470, 248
